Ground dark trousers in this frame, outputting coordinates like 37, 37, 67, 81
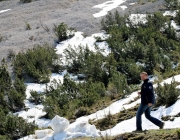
136, 103, 162, 130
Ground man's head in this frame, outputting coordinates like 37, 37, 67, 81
140, 72, 148, 81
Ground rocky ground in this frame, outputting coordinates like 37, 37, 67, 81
0, 0, 165, 61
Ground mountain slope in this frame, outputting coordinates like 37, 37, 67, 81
0, 0, 165, 61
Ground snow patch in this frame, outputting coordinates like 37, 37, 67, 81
163, 10, 178, 17
35, 129, 54, 139
171, 20, 180, 30
128, 14, 147, 25
119, 5, 127, 10
56, 32, 110, 65
0, 9, 11, 14
50, 115, 69, 134
129, 2, 136, 5
93, 0, 126, 18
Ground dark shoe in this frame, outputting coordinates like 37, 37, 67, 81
159, 122, 165, 129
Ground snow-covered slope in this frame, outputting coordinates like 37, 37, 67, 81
16, 4, 180, 139
56, 32, 110, 64
18, 74, 180, 140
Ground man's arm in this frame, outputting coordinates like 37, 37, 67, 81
146, 82, 154, 106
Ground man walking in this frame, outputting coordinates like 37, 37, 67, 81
134, 72, 164, 132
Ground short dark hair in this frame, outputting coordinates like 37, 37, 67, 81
140, 72, 148, 76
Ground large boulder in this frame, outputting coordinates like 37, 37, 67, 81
50, 115, 69, 134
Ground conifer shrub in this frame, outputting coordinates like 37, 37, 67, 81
25, 22, 31, 30
3, 115, 37, 139
13, 44, 61, 83
101, 10, 180, 83
175, 9, 180, 25
20, 0, 33, 3
53, 22, 75, 42
164, 0, 179, 10
43, 76, 107, 119
0, 63, 26, 111
0, 34, 3, 42
30, 90, 42, 105
0, 104, 37, 139
155, 78, 180, 107
75, 106, 90, 118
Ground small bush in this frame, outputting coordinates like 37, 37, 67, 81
155, 78, 180, 107
30, 90, 42, 105
75, 106, 90, 118
164, 0, 179, 10
4, 115, 37, 139
25, 22, 31, 30
13, 44, 61, 83
94, 112, 116, 131
0, 0, 8, 2
53, 22, 75, 42
0, 34, 3, 42
20, 0, 33, 3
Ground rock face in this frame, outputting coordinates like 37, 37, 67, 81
50, 115, 69, 134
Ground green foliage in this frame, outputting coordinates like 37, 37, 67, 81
164, 0, 180, 10
54, 22, 75, 42
0, 63, 12, 93
0, 63, 36, 139
30, 90, 42, 105
175, 8, 180, 25
0, 114, 37, 139
64, 45, 109, 84
13, 44, 60, 83
8, 88, 25, 110
0, 62, 26, 111
25, 22, 31, 30
155, 78, 180, 107
107, 71, 129, 99
75, 106, 90, 118
146, 12, 167, 30
101, 11, 180, 83
43, 76, 106, 119
90, 105, 138, 131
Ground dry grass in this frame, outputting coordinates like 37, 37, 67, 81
75, 129, 180, 140
89, 95, 123, 115
114, 129, 180, 140
89, 105, 139, 131
161, 112, 180, 121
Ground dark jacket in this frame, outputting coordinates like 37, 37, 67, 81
140, 79, 156, 105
